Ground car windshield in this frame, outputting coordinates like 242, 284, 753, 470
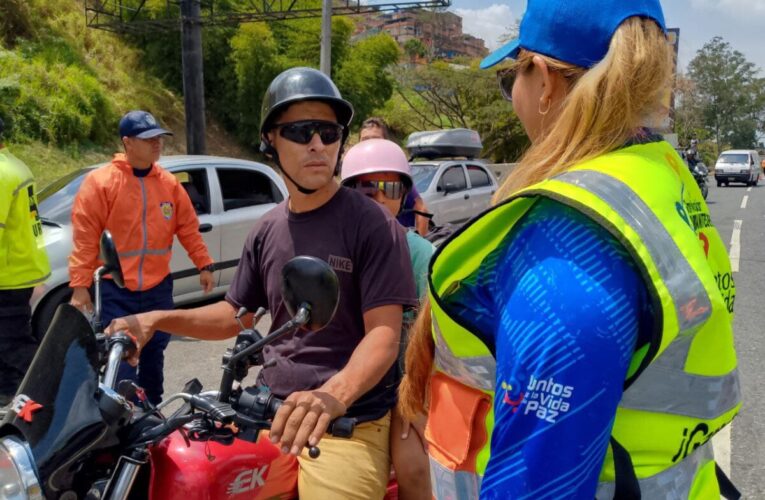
38, 168, 93, 225
411, 164, 438, 192
718, 154, 750, 164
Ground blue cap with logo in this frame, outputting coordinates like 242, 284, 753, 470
480, 0, 666, 69
118, 110, 173, 139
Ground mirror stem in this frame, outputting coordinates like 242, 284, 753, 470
218, 303, 311, 401
92, 266, 107, 332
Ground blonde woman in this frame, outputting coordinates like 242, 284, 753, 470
399, 1, 741, 499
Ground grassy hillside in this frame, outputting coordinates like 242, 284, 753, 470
0, 0, 251, 187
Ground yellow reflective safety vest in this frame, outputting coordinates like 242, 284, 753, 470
425, 141, 740, 499
0, 149, 50, 290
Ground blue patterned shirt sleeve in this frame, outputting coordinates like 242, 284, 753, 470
441, 198, 652, 499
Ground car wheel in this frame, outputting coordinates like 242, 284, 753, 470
32, 286, 73, 342
717, 181, 722, 187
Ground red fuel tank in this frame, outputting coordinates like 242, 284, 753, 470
149, 431, 298, 500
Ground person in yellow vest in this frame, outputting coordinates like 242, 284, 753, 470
398, 1, 742, 499
0, 117, 51, 406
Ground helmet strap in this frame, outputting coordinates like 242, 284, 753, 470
261, 138, 319, 195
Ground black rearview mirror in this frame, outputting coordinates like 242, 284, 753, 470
99, 230, 124, 288
281, 256, 339, 331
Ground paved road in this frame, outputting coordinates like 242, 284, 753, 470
706, 179, 765, 498
162, 177, 765, 496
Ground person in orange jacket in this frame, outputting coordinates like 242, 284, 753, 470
69, 110, 215, 404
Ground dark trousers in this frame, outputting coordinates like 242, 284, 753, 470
101, 276, 173, 405
0, 288, 38, 399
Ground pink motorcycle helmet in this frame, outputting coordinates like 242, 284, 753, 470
340, 138, 413, 189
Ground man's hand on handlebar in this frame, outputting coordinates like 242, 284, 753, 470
269, 390, 347, 456
105, 312, 158, 366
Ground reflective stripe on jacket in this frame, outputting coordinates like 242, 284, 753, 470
0, 149, 50, 290
69, 154, 212, 291
426, 141, 740, 499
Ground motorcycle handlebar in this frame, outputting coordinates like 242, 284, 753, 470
267, 397, 356, 439
140, 391, 355, 459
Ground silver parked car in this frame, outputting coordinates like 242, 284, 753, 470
31, 155, 288, 339
406, 128, 498, 226
411, 160, 499, 226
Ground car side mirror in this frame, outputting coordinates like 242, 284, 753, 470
99, 230, 124, 288
281, 256, 339, 331
442, 182, 456, 195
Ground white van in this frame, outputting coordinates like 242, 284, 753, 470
714, 149, 762, 187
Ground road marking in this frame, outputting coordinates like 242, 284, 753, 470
716, 220, 742, 479
713, 425, 732, 478
730, 220, 742, 273
747, 187, 752, 192
741, 196, 749, 209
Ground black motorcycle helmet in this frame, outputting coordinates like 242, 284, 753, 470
259, 67, 354, 194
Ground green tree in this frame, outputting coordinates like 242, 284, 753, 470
688, 37, 765, 154
386, 62, 528, 162
229, 23, 285, 148
403, 38, 427, 63
334, 33, 400, 126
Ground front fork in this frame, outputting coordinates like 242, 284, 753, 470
103, 449, 149, 500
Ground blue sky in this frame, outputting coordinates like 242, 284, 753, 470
450, 0, 765, 73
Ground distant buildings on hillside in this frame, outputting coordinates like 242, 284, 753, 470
353, 9, 488, 61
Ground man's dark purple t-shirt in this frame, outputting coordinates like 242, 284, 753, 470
225, 187, 417, 421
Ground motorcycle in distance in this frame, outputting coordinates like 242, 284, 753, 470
684, 148, 709, 200
691, 161, 709, 200
0, 230, 363, 499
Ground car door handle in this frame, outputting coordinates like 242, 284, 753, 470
199, 223, 213, 233
464, 193, 470, 199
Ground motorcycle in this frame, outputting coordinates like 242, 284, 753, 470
691, 161, 709, 200
0, 230, 368, 499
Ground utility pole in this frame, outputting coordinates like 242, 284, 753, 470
320, 0, 332, 76
180, 0, 206, 154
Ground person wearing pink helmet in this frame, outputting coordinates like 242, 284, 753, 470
341, 138, 433, 500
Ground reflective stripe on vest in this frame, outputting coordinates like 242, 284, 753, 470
556, 170, 712, 336
433, 315, 495, 392
596, 441, 714, 499
619, 334, 741, 419
12, 178, 33, 197
555, 170, 739, 420
429, 455, 481, 499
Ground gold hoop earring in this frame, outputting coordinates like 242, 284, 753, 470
538, 99, 551, 116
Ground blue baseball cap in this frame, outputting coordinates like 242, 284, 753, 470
480, 0, 666, 69
118, 110, 173, 139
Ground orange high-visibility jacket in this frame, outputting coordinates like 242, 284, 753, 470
69, 154, 213, 291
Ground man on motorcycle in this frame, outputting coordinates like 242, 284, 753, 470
107, 67, 417, 499
685, 138, 699, 167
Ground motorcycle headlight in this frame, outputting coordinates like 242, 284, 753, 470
0, 436, 42, 499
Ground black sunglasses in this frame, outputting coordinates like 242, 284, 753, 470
274, 120, 345, 145
496, 66, 519, 102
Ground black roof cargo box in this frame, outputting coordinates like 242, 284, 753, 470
406, 128, 483, 160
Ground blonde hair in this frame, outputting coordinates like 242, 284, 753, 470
494, 17, 674, 200
399, 17, 674, 419
399, 301, 434, 421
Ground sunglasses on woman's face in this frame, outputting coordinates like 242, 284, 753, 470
274, 120, 345, 145
496, 66, 519, 102
349, 180, 406, 200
